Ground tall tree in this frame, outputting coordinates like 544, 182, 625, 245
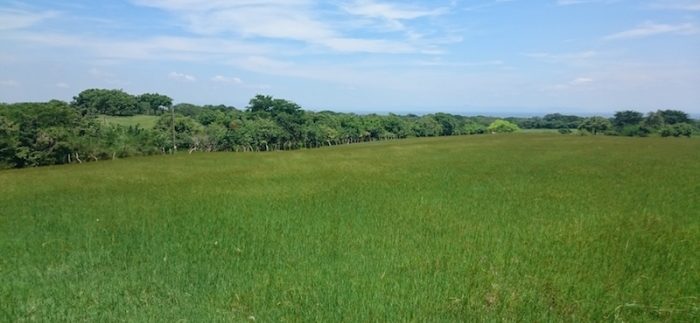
578, 116, 612, 135
72, 89, 139, 116
137, 93, 173, 115
658, 110, 690, 125
613, 110, 644, 128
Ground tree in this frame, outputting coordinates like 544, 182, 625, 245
0, 116, 19, 168
137, 93, 172, 115
154, 114, 203, 151
432, 113, 460, 136
462, 120, 486, 134
613, 110, 644, 128
487, 120, 520, 133
578, 116, 612, 135
661, 123, 694, 137
643, 111, 665, 129
72, 89, 139, 116
247, 94, 275, 117
542, 113, 584, 129
413, 116, 443, 137
658, 110, 690, 125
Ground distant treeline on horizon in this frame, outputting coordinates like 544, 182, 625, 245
1, 88, 698, 169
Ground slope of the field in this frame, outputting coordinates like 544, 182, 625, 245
1, 134, 698, 321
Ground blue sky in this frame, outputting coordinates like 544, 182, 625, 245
1, 0, 699, 114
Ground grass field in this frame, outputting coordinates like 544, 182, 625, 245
99, 114, 160, 129
1, 134, 698, 321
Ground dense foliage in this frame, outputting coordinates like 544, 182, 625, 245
0, 89, 697, 169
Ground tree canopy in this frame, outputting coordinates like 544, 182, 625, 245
0, 89, 697, 169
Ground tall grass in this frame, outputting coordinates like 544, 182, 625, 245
1, 134, 698, 321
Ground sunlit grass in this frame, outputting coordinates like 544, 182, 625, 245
1, 134, 698, 321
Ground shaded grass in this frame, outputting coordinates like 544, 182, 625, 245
1, 134, 698, 321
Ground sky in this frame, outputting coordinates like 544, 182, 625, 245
0, 0, 699, 115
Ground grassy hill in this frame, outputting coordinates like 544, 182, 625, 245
1, 134, 698, 321
99, 114, 160, 129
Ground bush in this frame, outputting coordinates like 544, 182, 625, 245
660, 123, 694, 137
487, 120, 520, 133
558, 128, 572, 134
620, 125, 651, 137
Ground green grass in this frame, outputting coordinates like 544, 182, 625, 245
1, 134, 698, 321
99, 114, 160, 129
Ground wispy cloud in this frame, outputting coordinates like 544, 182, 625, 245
342, 0, 448, 31
464, 0, 516, 12
604, 22, 699, 40
648, 0, 700, 11
556, 0, 617, 5
130, 0, 449, 54
211, 75, 242, 84
168, 72, 197, 82
524, 50, 598, 65
0, 8, 58, 30
544, 77, 595, 92
4, 31, 270, 62
570, 77, 594, 85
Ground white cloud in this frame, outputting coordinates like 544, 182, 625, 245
3, 31, 270, 62
129, 0, 447, 54
55, 82, 70, 88
168, 72, 197, 82
570, 77, 593, 85
0, 9, 58, 30
604, 22, 699, 40
211, 75, 242, 84
342, 0, 447, 20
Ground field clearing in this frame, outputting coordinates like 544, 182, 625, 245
1, 134, 698, 321
99, 114, 160, 129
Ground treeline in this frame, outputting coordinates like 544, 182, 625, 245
0, 89, 697, 169
505, 110, 697, 137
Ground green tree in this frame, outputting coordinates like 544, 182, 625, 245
642, 111, 665, 129
413, 116, 443, 137
578, 116, 612, 135
73, 89, 139, 116
0, 116, 20, 168
137, 93, 173, 115
154, 114, 203, 151
613, 110, 644, 128
487, 120, 520, 133
658, 110, 690, 125
661, 123, 694, 137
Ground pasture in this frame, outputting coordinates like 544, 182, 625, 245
1, 134, 698, 321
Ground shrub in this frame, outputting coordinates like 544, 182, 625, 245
487, 120, 520, 133
620, 125, 651, 137
558, 128, 572, 134
660, 123, 694, 137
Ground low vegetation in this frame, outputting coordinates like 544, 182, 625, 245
1, 134, 698, 321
